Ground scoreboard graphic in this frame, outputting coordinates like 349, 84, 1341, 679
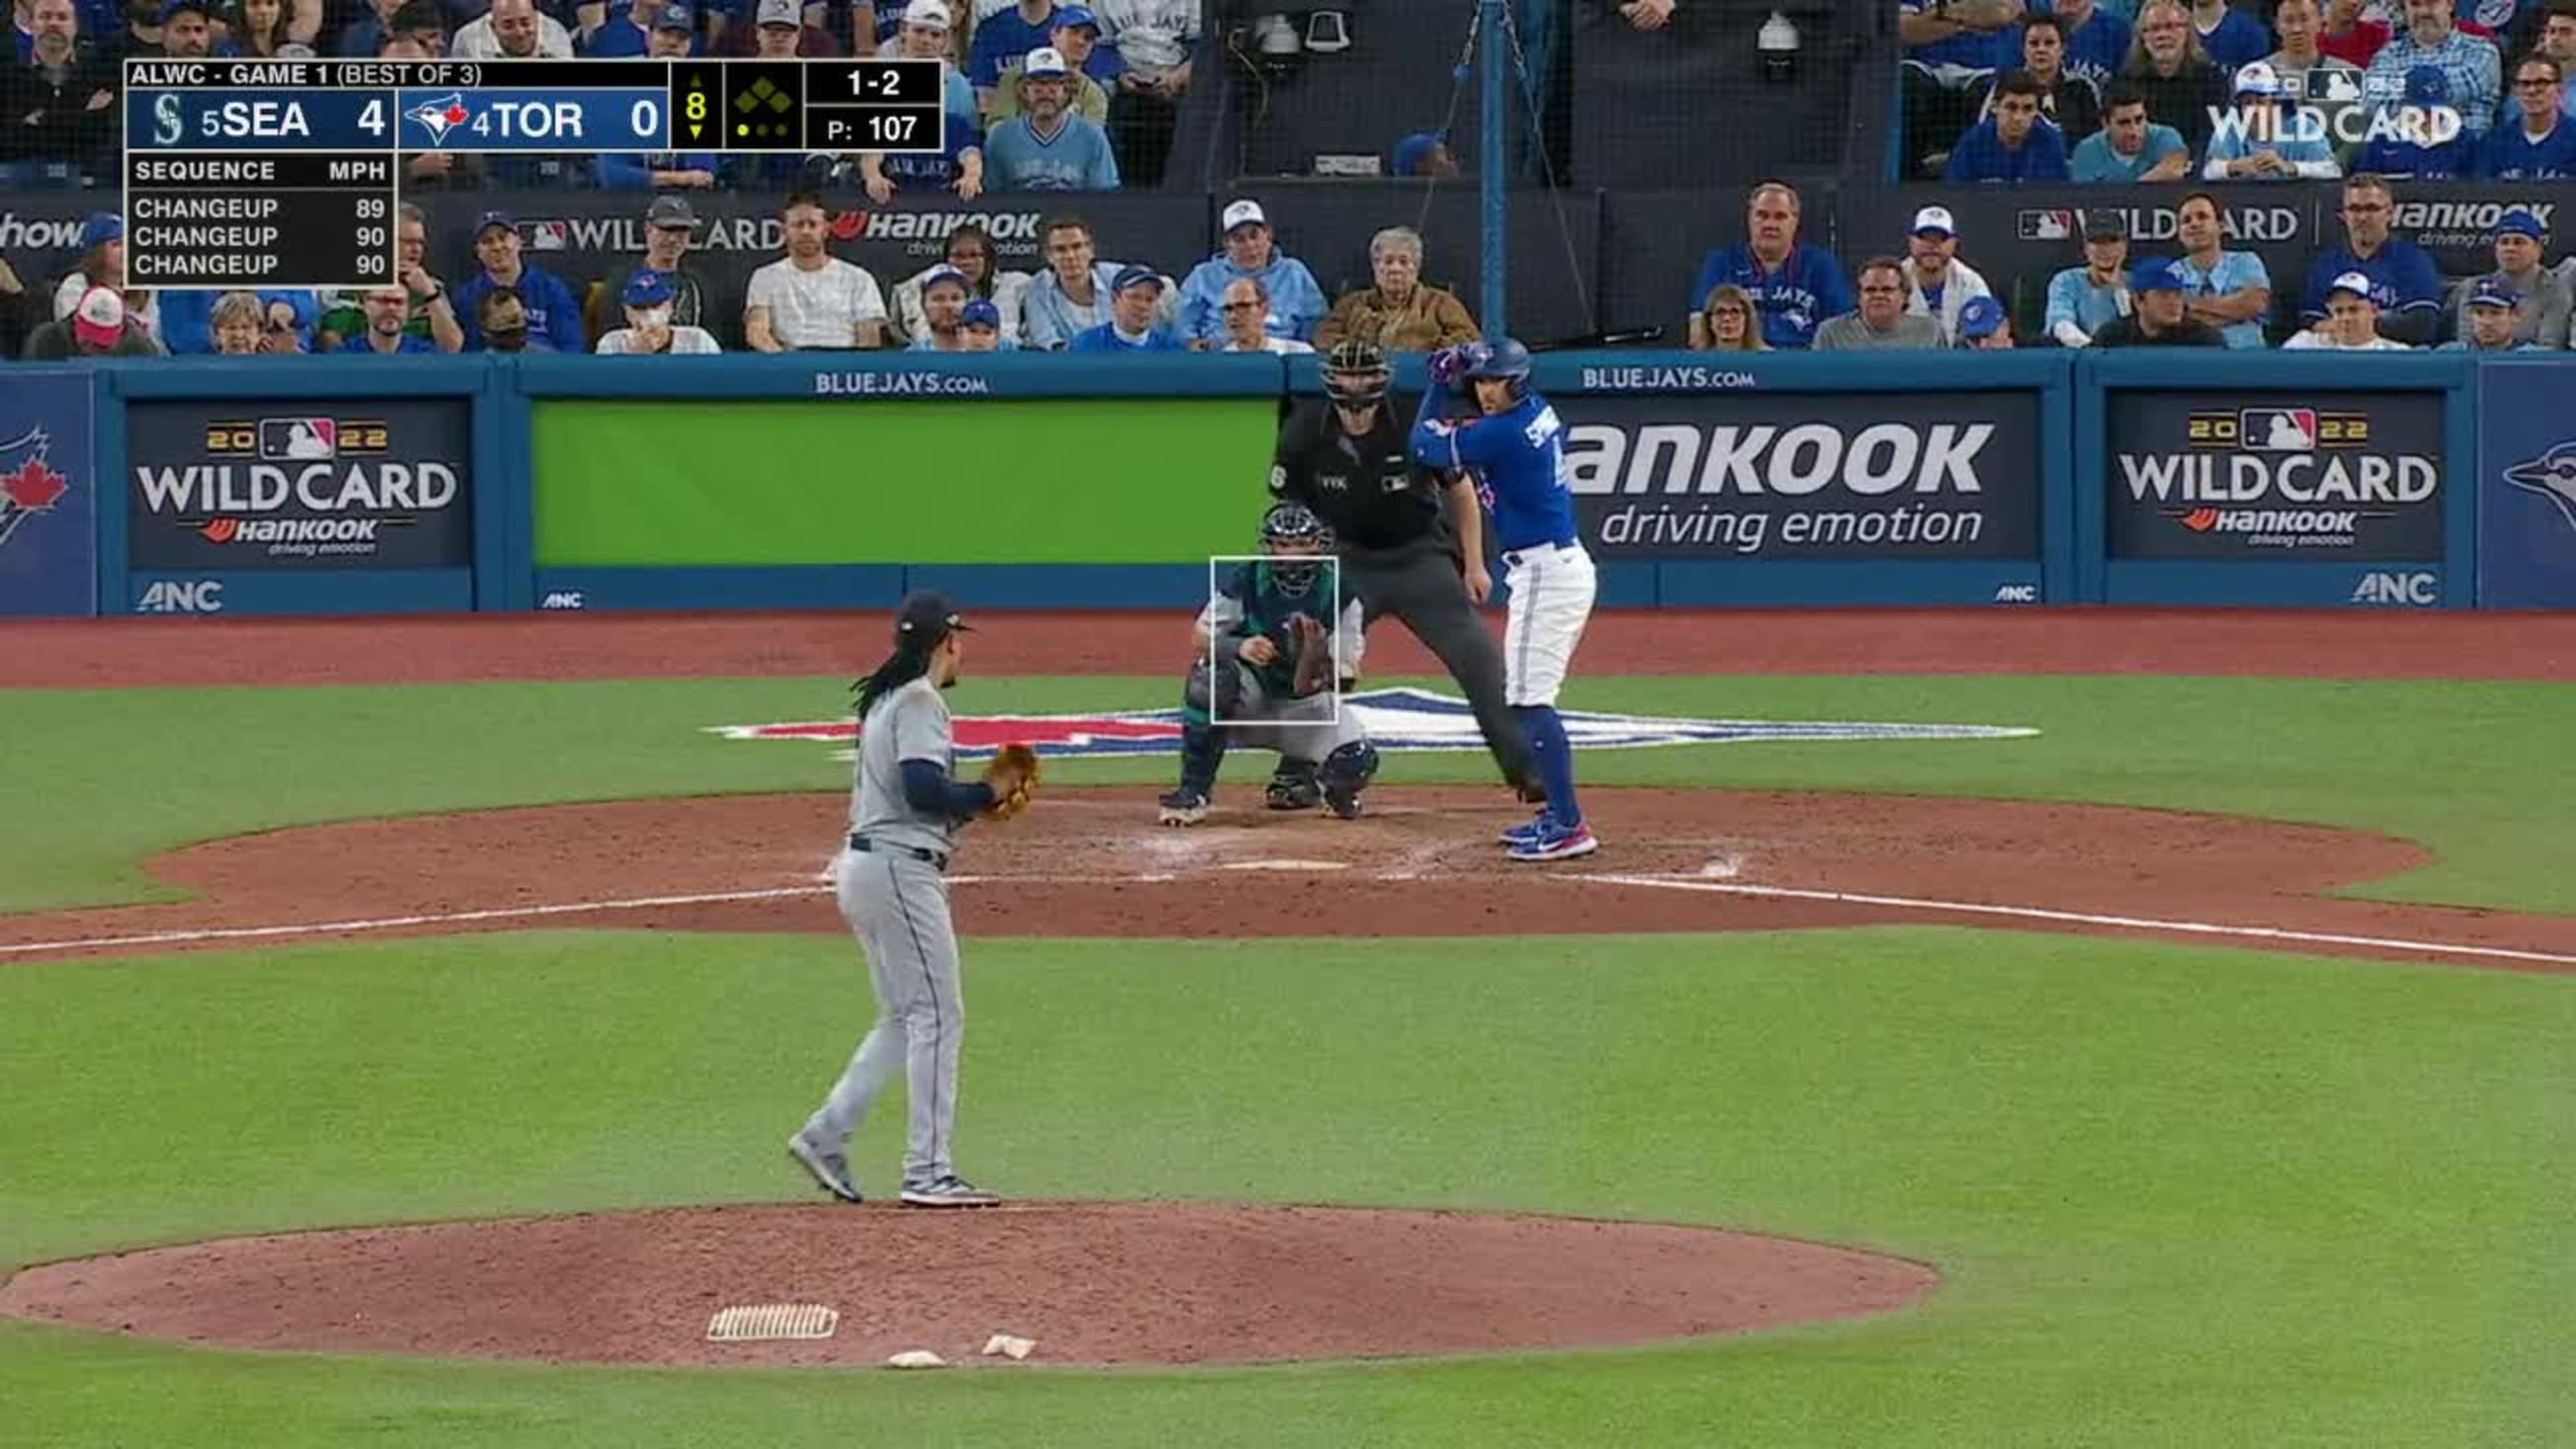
121, 58, 944, 290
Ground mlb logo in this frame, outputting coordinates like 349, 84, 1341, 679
2315, 69, 2364, 103
527, 220, 570, 252
258, 418, 338, 460
2241, 408, 2318, 452
2018, 209, 2077, 241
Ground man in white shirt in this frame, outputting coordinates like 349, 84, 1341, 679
2283, 271, 2414, 348
1091, 0, 1199, 186
1215, 276, 1313, 354
450, 0, 572, 58
1900, 205, 1994, 344
745, 192, 890, 351
598, 272, 722, 354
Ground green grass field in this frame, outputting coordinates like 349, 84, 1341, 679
2, 671, 2569, 1446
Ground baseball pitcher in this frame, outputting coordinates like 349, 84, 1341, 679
1158, 503, 1379, 826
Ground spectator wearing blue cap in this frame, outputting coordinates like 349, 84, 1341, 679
1020, 212, 1174, 349
647, 1, 701, 57
2089, 258, 2226, 346
2445, 208, 2567, 345
1392, 132, 1460, 178
903, 266, 977, 352
993, 5, 1113, 122
2358, 64, 2478, 172
2363, 0, 2500, 138
2286, 269, 2416, 348
1067, 265, 1185, 351
957, 297, 1017, 352
2484, 52, 2576, 175
981, 46, 1120, 191
970, 0, 1067, 112
1955, 294, 2018, 349
2440, 274, 2544, 350
2300, 173, 2445, 343
598, 270, 722, 354
454, 212, 587, 353
1177, 200, 1327, 348
1946, 70, 2075, 181
2206, 60, 2345, 176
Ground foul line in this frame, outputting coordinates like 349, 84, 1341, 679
1584, 875, 2576, 968
0, 886, 836, 958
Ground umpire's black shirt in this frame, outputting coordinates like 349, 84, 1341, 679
1269, 396, 1450, 552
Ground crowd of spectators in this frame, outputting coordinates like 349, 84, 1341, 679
3, 0, 1205, 192
1679, 173, 2576, 354
4, 190, 1495, 360
1905, 0, 2576, 184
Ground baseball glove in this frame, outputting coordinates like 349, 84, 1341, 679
980, 743, 1040, 821
1289, 613, 1333, 697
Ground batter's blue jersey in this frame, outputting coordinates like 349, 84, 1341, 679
1409, 392, 1580, 553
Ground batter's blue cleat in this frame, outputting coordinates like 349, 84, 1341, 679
1507, 819, 1599, 862
786, 1132, 863, 1203
1498, 811, 1553, 847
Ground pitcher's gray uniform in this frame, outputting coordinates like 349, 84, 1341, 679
789, 592, 1005, 1210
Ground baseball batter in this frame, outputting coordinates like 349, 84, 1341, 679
1410, 339, 1600, 861
1158, 503, 1380, 825
787, 591, 1037, 1209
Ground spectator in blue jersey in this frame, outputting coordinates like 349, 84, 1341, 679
1021, 211, 1173, 348
2484, 54, 2576, 172
1900, 0, 2028, 174
1977, 16, 2106, 139
2025, 0, 2133, 91
994, 5, 1112, 122
340, 286, 442, 355
2045, 211, 2133, 345
2298, 172, 2445, 344
970, 0, 1063, 115
981, 46, 1121, 190
2440, 275, 2545, 350
2365, 0, 2501, 136
581, 0, 664, 55
2445, 208, 2569, 345
957, 297, 1016, 351
2496, 0, 2576, 123
2072, 79, 2198, 175
455, 212, 587, 353
877, 0, 977, 131
1684, 181, 1851, 351
857, 99, 985, 198
1068, 264, 1185, 351
2358, 64, 2479, 171
1177, 200, 1328, 348
1053, 5, 1124, 84
2185, 0, 2269, 68
1948, 69, 2076, 178
2205, 58, 2345, 175
2172, 190, 2274, 347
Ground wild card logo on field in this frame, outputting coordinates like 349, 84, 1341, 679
710, 687, 2039, 761
2120, 405, 2435, 550
2502, 442, 2576, 534
0, 427, 74, 552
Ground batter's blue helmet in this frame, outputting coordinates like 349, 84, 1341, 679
1464, 338, 1533, 393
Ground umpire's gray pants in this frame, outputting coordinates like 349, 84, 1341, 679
805, 847, 962, 1190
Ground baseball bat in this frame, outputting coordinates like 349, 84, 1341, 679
1525, 327, 1667, 353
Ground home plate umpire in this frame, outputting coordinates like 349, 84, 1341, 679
1267, 339, 1541, 801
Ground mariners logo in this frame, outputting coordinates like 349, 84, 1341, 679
0, 427, 73, 551
2502, 441, 2576, 534
712, 687, 2039, 761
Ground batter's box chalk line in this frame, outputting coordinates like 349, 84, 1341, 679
706, 1303, 839, 1343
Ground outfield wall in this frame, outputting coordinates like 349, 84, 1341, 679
3, 350, 2570, 618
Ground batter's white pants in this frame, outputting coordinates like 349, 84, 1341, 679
1501, 542, 1597, 707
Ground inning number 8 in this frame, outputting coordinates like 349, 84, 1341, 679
686, 91, 707, 121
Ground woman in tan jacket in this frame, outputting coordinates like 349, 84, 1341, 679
1314, 226, 1481, 353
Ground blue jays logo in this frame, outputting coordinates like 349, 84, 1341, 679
405, 94, 472, 146
713, 687, 2038, 761
2502, 442, 2576, 534
0, 427, 73, 552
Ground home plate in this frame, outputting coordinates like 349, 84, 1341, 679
1217, 859, 1350, 872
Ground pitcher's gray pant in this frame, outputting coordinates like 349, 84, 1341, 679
804, 846, 961, 1190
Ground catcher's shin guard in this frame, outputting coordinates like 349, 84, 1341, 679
1319, 741, 1379, 820
1265, 763, 1323, 810
1177, 658, 1230, 797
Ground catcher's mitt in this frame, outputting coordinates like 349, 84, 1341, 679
981, 743, 1040, 821
1289, 613, 1333, 697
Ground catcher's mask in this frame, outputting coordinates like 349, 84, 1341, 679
1260, 502, 1333, 599
1323, 339, 1390, 409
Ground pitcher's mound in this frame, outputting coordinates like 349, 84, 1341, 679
0, 1201, 1938, 1367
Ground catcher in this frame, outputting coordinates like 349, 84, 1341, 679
787, 591, 1036, 1210
1158, 502, 1379, 826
